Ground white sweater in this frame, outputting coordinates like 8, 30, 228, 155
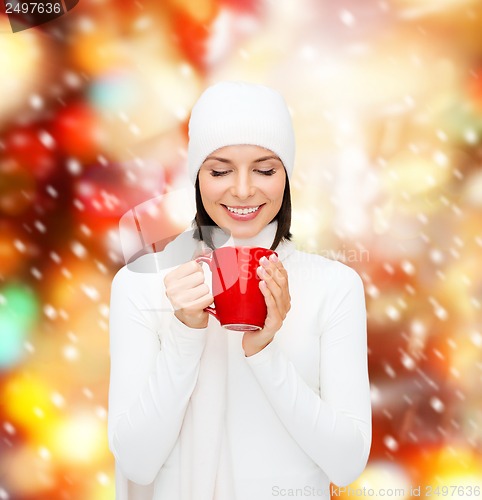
108, 221, 372, 500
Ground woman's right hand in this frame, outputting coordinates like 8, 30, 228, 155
163, 260, 213, 329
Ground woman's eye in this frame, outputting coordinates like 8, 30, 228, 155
210, 170, 229, 177
257, 169, 276, 176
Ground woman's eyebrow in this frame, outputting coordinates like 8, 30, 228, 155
253, 155, 281, 163
202, 155, 281, 164
202, 156, 232, 164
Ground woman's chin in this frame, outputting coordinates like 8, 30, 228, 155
226, 223, 263, 240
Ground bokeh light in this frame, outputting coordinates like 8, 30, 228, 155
0, 25, 46, 120
3, 373, 58, 432
0, 284, 39, 369
45, 411, 109, 466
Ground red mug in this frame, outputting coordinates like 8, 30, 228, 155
196, 246, 277, 331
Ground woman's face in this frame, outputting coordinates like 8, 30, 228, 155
198, 144, 286, 239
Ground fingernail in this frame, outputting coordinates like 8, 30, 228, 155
258, 266, 266, 277
269, 253, 278, 262
260, 256, 269, 267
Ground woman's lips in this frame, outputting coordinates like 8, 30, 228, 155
222, 204, 265, 221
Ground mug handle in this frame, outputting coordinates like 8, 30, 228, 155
195, 255, 217, 319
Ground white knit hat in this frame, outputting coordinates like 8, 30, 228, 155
187, 81, 295, 184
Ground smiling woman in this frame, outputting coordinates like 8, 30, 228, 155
108, 81, 372, 500
196, 144, 289, 244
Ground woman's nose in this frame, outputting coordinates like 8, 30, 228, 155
230, 173, 255, 199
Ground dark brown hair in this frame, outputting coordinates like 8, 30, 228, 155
191, 169, 292, 251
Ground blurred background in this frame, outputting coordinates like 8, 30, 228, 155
1, 0, 482, 498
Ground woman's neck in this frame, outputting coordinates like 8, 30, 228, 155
210, 221, 278, 250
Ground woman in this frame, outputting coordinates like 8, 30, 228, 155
108, 81, 372, 500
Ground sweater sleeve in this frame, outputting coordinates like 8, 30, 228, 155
245, 265, 371, 487
107, 266, 207, 485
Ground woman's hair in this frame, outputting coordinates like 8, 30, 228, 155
191, 169, 292, 251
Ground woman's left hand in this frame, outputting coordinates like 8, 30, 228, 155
242, 254, 291, 357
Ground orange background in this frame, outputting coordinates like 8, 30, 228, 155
0, 0, 481, 498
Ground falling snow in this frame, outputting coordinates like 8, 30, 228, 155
430, 397, 445, 413
70, 241, 87, 259
383, 435, 399, 451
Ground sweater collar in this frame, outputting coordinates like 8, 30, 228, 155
206, 221, 296, 261
128, 222, 295, 274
